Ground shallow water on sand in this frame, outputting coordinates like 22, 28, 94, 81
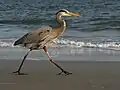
0, 47, 120, 61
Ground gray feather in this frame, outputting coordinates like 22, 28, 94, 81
14, 26, 53, 48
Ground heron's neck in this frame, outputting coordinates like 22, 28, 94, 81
56, 14, 66, 28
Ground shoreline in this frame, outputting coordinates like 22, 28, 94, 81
0, 59, 120, 90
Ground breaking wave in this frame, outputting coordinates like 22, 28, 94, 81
1, 38, 120, 51
0, 39, 14, 47
56, 39, 120, 50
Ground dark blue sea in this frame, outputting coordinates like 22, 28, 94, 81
1, 0, 120, 61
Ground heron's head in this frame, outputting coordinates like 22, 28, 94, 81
56, 9, 80, 17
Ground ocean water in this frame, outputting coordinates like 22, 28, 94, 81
0, 0, 120, 61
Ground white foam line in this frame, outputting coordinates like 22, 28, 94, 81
1, 38, 120, 51
55, 39, 120, 50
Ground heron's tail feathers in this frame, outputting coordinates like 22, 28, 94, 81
14, 39, 21, 46
14, 33, 29, 46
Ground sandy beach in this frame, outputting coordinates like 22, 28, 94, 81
0, 60, 119, 90
0, 0, 120, 90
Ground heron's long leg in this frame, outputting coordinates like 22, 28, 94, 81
13, 49, 31, 75
43, 46, 72, 75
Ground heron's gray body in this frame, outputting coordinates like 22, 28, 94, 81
14, 25, 65, 50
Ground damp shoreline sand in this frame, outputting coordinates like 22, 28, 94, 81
0, 60, 120, 90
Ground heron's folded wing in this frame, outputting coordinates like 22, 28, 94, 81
14, 26, 52, 46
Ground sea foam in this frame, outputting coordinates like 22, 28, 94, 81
0, 38, 120, 51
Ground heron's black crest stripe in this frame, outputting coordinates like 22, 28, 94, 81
56, 10, 68, 15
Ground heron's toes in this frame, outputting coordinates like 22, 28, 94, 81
12, 71, 27, 75
63, 70, 72, 75
57, 70, 72, 75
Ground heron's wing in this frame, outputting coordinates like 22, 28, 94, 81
14, 26, 53, 46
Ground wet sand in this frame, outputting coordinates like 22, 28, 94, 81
0, 60, 120, 90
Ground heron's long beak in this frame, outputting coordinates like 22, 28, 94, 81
69, 12, 80, 16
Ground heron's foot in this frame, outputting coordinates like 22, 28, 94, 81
12, 71, 27, 75
57, 70, 72, 76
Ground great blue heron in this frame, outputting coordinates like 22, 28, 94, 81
13, 9, 80, 75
